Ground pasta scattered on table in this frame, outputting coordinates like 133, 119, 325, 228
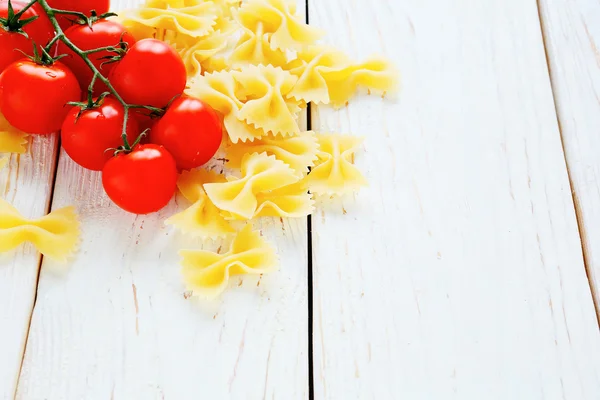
0, 199, 80, 262
180, 224, 278, 299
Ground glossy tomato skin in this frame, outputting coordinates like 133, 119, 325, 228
0, 0, 55, 71
46, 0, 110, 31
58, 20, 135, 94
61, 97, 139, 171
0, 59, 81, 134
150, 96, 222, 170
102, 144, 177, 214
109, 39, 186, 108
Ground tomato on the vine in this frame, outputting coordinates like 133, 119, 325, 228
61, 96, 139, 171
150, 96, 222, 170
58, 19, 135, 94
109, 39, 186, 108
0, 59, 81, 134
0, 0, 55, 72
46, 0, 110, 31
102, 144, 177, 214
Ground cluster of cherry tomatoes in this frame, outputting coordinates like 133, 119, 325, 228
0, 0, 223, 214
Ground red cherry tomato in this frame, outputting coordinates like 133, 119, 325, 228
102, 144, 177, 214
61, 97, 139, 171
58, 20, 135, 94
150, 96, 222, 170
0, 0, 55, 72
0, 59, 81, 134
46, 0, 110, 31
109, 39, 186, 108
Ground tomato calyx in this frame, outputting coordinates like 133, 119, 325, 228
17, 38, 67, 65
67, 10, 118, 29
0, 0, 39, 36
67, 90, 111, 119
93, 34, 132, 68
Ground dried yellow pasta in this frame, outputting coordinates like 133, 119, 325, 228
204, 152, 299, 219
307, 134, 368, 195
225, 131, 319, 175
119, 0, 218, 40
0, 199, 80, 262
229, 22, 287, 68
0, 112, 28, 154
235, 0, 324, 51
287, 46, 399, 107
180, 224, 278, 298
166, 169, 235, 240
232, 65, 300, 135
168, 33, 230, 78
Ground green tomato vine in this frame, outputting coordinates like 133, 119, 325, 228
13, 0, 162, 151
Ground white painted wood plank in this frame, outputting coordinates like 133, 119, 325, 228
309, 0, 600, 399
0, 135, 58, 400
538, 0, 600, 315
16, 1, 308, 399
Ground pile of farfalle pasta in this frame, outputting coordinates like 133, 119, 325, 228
0, 0, 397, 299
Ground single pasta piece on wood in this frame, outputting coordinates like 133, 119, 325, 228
287, 46, 399, 107
307, 133, 368, 195
0, 199, 80, 262
166, 169, 235, 240
180, 224, 278, 298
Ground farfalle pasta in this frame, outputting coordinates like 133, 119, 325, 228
0, 199, 81, 262
119, 0, 218, 40
286, 46, 399, 107
235, 0, 324, 51
225, 131, 319, 175
166, 169, 235, 239
186, 66, 301, 142
180, 224, 278, 298
0, 112, 28, 154
307, 134, 368, 195
204, 152, 300, 219
229, 22, 287, 68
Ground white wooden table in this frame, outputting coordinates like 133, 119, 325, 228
2, 0, 600, 399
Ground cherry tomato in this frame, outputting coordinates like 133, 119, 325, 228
61, 97, 139, 171
0, 0, 55, 71
46, 0, 110, 31
109, 39, 186, 108
150, 96, 222, 170
58, 20, 135, 94
102, 144, 177, 214
0, 59, 81, 134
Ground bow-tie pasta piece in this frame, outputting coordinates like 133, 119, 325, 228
119, 0, 218, 40
167, 33, 230, 78
254, 179, 314, 218
186, 72, 269, 143
0, 199, 81, 262
287, 46, 399, 108
229, 22, 288, 68
232, 65, 300, 136
307, 134, 368, 196
180, 224, 278, 298
235, 0, 324, 51
0, 112, 28, 154
166, 169, 235, 240
204, 152, 299, 219
225, 131, 319, 175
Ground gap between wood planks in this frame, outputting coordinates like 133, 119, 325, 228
13, 136, 62, 399
305, 2, 316, 399
535, 0, 600, 327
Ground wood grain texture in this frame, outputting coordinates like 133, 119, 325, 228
0, 135, 58, 400
15, 1, 308, 399
309, 0, 600, 399
538, 0, 600, 316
